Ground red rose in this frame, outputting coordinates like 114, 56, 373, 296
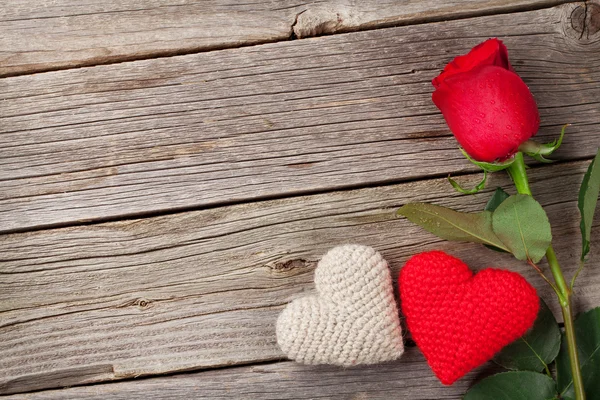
432, 38, 540, 162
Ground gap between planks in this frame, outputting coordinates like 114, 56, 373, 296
0, 155, 593, 237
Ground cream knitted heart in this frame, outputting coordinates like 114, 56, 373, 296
276, 244, 404, 366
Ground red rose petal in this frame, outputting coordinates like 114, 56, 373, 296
432, 64, 539, 162
433, 38, 512, 89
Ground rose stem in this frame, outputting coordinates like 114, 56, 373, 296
507, 151, 586, 400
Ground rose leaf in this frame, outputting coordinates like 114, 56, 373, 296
578, 148, 600, 262
464, 371, 557, 400
493, 298, 561, 372
397, 203, 508, 251
491, 194, 552, 263
483, 187, 510, 253
485, 187, 510, 212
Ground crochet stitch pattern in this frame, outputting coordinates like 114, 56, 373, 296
399, 251, 539, 385
276, 244, 404, 366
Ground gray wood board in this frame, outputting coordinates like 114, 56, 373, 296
5, 350, 493, 399
0, 0, 570, 76
1, 2, 599, 233
1, 159, 599, 394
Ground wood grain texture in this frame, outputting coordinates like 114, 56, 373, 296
2, 160, 600, 394
5, 350, 497, 399
1, 2, 599, 233
0, 0, 570, 76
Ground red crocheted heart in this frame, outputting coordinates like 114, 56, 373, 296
399, 251, 539, 385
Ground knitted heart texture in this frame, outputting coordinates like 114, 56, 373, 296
400, 251, 539, 385
276, 244, 404, 366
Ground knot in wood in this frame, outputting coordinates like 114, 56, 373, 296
135, 298, 151, 308
570, 3, 600, 40
293, 8, 358, 38
269, 258, 314, 276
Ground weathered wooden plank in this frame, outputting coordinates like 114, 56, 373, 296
5, 349, 492, 399
1, 2, 599, 233
1, 160, 599, 394
0, 0, 571, 77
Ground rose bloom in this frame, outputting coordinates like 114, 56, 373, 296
432, 38, 540, 162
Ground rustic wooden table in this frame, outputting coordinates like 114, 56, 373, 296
1, 1, 599, 398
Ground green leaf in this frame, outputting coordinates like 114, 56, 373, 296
485, 187, 510, 212
578, 148, 600, 262
491, 194, 552, 263
397, 203, 509, 251
448, 170, 487, 194
460, 148, 516, 172
464, 371, 557, 400
494, 299, 561, 372
483, 188, 510, 253
557, 307, 600, 399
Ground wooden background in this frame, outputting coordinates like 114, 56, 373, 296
1, 0, 600, 398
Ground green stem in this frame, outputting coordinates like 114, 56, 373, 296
560, 299, 583, 398
506, 153, 533, 195
507, 152, 586, 400
545, 246, 570, 307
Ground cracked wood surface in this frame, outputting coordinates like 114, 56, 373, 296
0, 0, 570, 77
2, 2, 600, 233
2, 160, 600, 395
